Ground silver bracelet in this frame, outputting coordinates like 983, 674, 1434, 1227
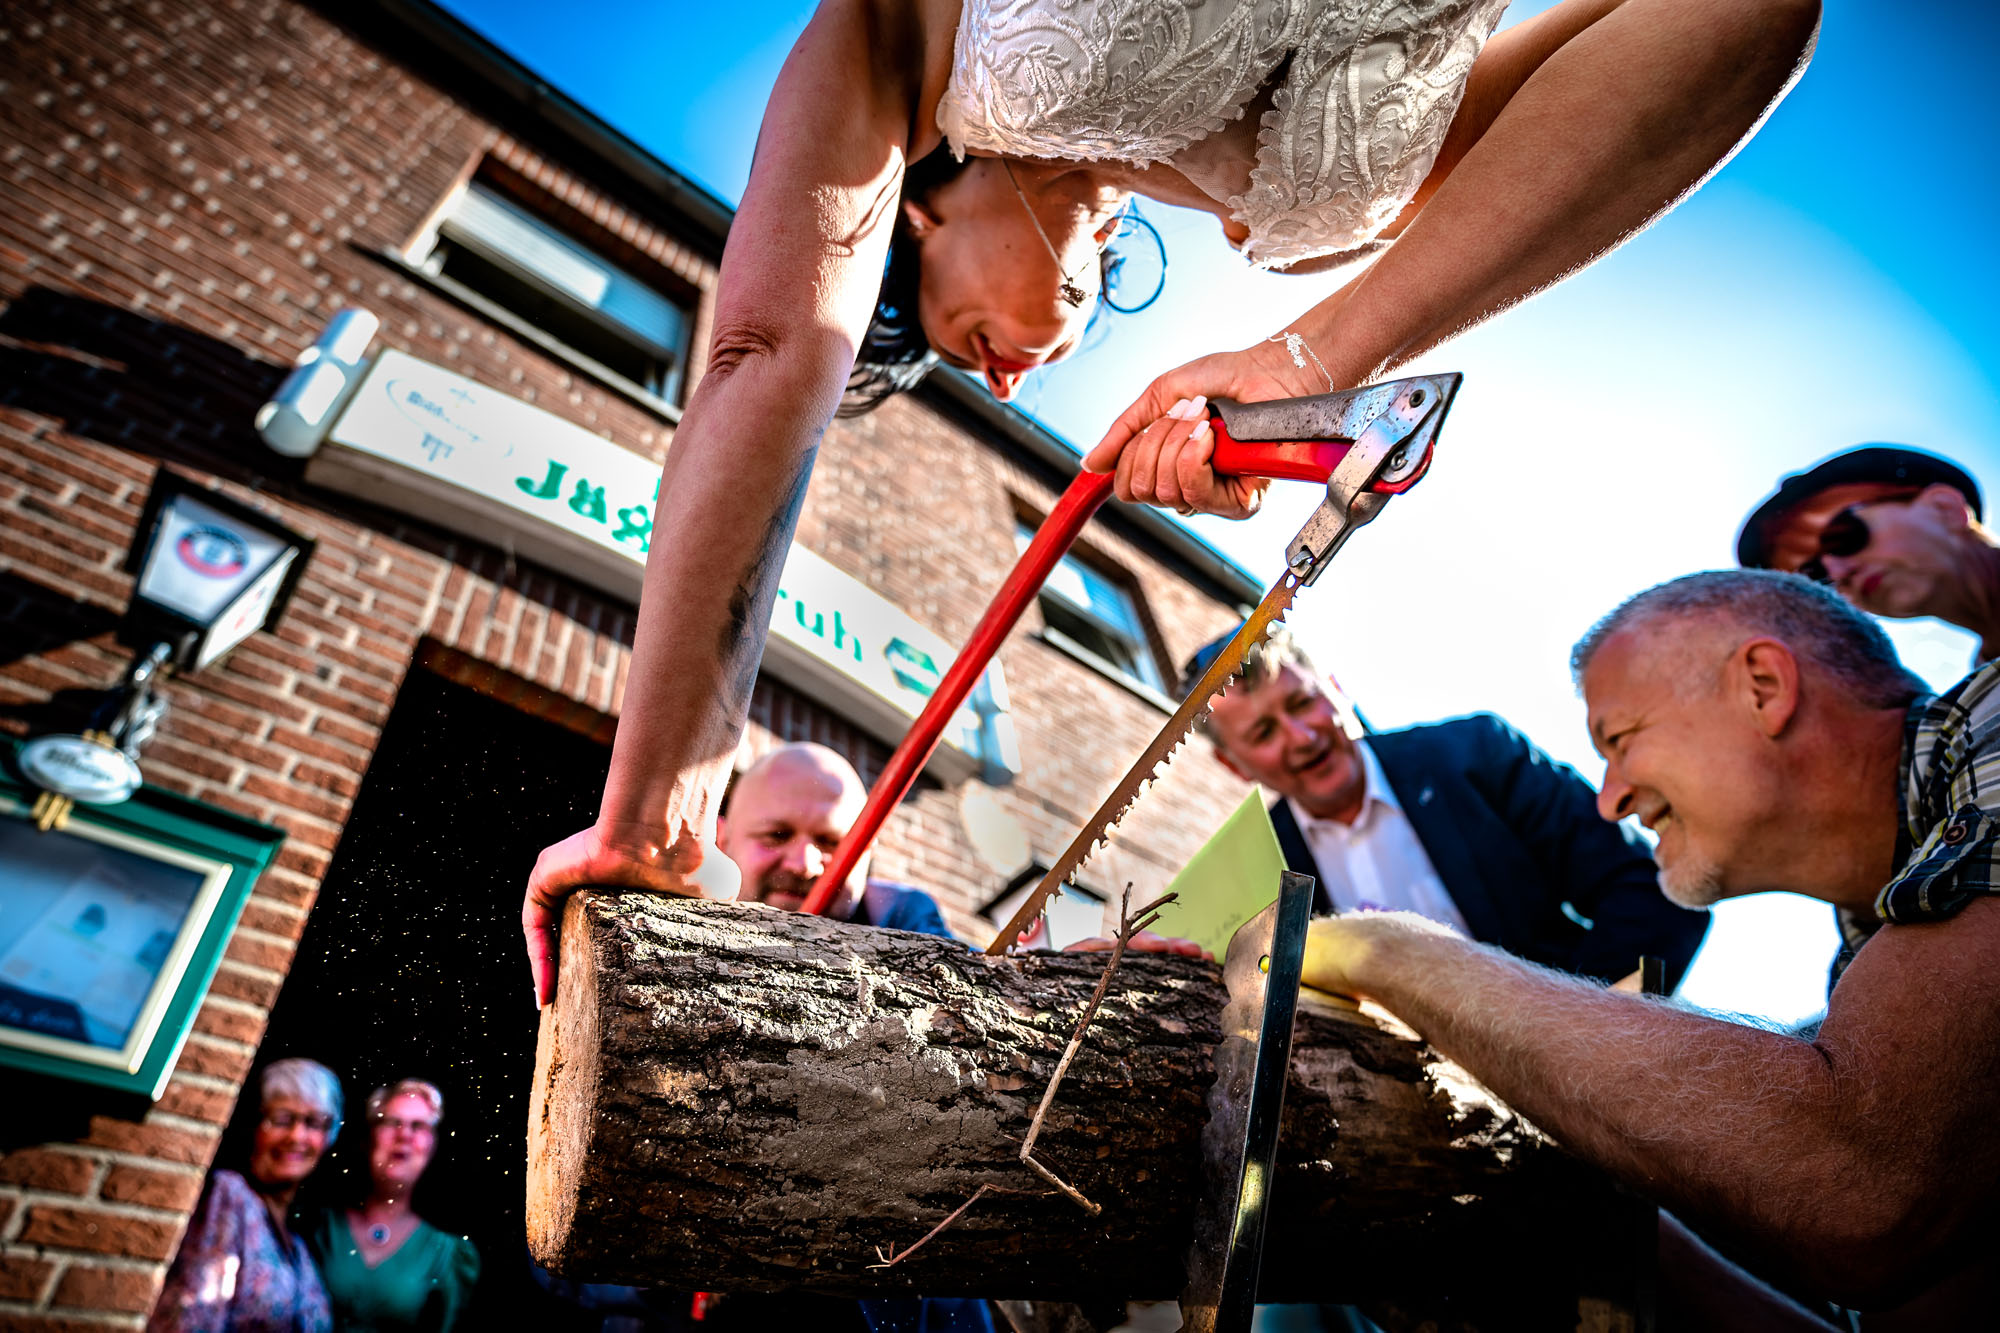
1266, 330, 1335, 393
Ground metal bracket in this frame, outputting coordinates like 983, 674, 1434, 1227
1179, 871, 1317, 1333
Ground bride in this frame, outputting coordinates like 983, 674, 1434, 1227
523, 0, 1821, 999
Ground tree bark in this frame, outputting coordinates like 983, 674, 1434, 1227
529, 893, 1643, 1315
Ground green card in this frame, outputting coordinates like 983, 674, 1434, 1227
1154, 788, 1288, 957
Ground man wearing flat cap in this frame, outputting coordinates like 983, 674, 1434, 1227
1738, 445, 2000, 661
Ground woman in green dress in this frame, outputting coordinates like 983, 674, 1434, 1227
303, 1080, 480, 1333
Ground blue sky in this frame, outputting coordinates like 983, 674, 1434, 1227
439, 0, 2000, 1024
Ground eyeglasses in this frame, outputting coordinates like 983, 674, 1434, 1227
1796, 506, 1872, 584
263, 1111, 334, 1133
373, 1115, 438, 1136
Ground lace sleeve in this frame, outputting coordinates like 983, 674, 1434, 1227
936, 0, 1300, 165
1232, 0, 1510, 267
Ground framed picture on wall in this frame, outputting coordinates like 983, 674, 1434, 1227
0, 745, 284, 1099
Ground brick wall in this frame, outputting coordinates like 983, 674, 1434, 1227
0, 0, 1251, 1324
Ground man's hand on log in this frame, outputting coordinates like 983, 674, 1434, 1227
1301, 911, 1461, 1001
1065, 931, 1213, 962
524, 818, 740, 1007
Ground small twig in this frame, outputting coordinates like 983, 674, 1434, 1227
858, 887, 1177, 1271
868, 1183, 1048, 1269
1017, 885, 1177, 1215
870, 1184, 999, 1269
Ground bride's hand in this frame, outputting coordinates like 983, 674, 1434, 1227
1083, 339, 1329, 519
523, 817, 740, 1007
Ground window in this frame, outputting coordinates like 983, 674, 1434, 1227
1015, 520, 1166, 694
409, 180, 694, 405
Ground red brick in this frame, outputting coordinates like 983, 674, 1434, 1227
81, 1116, 219, 1169
192, 1001, 266, 1047
286, 760, 361, 798
0, 1149, 95, 1195
269, 723, 366, 765
51, 1262, 161, 1315
0, 1314, 133, 1333
223, 930, 296, 973
250, 870, 318, 912
240, 772, 347, 823
273, 842, 330, 878
100, 1163, 206, 1212
0, 1255, 56, 1303
193, 671, 311, 725
169, 1036, 257, 1086
292, 678, 391, 725
237, 897, 308, 941
205, 962, 284, 1008
143, 738, 239, 785
19, 1204, 181, 1260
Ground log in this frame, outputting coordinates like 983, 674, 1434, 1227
529, 893, 1642, 1315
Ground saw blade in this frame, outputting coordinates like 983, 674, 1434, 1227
985, 571, 1302, 955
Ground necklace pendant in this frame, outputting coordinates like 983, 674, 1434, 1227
369, 1224, 390, 1244
1059, 281, 1087, 307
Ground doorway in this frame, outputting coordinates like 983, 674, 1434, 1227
238, 654, 611, 1312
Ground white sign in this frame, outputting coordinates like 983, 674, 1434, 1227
17, 735, 143, 806
310, 350, 1011, 779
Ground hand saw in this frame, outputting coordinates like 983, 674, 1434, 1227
802, 374, 1462, 929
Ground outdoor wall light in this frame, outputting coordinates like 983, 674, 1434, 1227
255, 306, 379, 458
16, 469, 315, 830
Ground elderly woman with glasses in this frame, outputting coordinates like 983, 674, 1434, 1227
150, 1058, 340, 1333
302, 1079, 480, 1333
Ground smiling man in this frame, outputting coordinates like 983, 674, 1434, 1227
1189, 628, 1708, 988
716, 741, 952, 934
1738, 445, 2000, 663
1296, 571, 2000, 1322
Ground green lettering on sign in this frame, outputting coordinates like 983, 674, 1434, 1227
885, 637, 940, 698
516, 459, 567, 499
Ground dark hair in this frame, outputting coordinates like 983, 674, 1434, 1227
840, 146, 966, 416
840, 146, 1124, 416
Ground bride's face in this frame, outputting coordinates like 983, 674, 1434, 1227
906, 160, 1102, 401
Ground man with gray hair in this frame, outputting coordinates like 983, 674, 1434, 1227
1296, 570, 2000, 1322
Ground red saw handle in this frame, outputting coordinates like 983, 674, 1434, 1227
802, 421, 1411, 918
799, 468, 1116, 915
1209, 417, 1432, 495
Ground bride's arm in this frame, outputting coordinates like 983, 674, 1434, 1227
1087, 0, 1821, 516
523, 0, 936, 1005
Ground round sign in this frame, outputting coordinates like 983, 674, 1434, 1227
17, 734, 143, 805
176, 523, 250, 578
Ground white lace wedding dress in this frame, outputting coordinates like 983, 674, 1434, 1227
934, 0, 1511, 268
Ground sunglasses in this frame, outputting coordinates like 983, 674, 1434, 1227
1796, 506, 1872, 585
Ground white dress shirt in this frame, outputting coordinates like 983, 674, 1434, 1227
1287, 740, 1472, 935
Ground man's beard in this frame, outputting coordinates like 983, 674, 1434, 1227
749, 871, 811, 910
1658, 854, 1727, 910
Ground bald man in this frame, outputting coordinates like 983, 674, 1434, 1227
717, 741, 953, 935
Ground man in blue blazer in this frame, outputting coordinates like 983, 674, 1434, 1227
1187, 628, 1708, 989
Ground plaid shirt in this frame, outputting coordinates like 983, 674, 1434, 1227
1835, 661, 2000, 979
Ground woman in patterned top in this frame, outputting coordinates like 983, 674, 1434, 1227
522, 0, 1825, 1000
149, 1058, 340, 1333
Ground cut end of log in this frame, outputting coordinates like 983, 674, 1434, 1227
527, 892, 603, 1267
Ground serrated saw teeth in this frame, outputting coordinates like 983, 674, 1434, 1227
984, 573, 1301, 955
